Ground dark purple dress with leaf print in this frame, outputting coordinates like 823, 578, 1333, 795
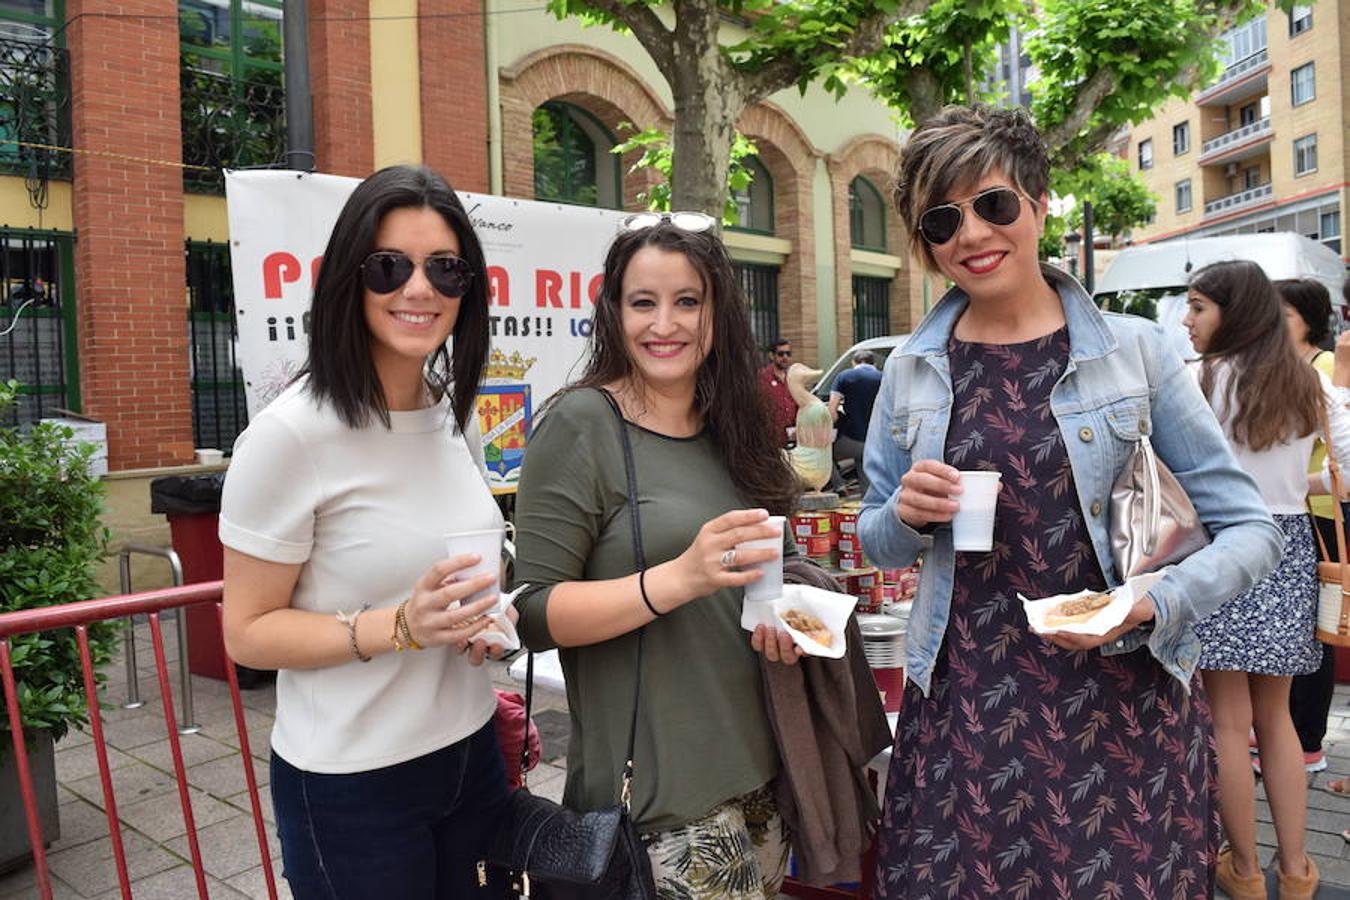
874, 328, 1219, 900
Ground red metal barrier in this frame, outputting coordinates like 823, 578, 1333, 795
0, 581, 277, 900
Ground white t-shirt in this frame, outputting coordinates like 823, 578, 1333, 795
219, 381, 502, 773
1190, 359, 1350, 514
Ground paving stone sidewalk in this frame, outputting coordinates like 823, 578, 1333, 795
3, 622, 1350, 898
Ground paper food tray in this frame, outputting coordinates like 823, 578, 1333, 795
1020, 571, 1166, 637
771, 584, 857, 659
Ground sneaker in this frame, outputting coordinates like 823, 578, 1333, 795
1253, 751, 1328, 774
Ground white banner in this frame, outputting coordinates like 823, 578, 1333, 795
224, 170, 626, 492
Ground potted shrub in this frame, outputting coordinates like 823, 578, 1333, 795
0, 380, 116, 871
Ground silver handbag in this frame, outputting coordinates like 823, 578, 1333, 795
1109, 421, 1210, 579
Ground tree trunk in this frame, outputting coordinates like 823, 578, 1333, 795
667, 2, 744, 217
963, 38, 974, 104
906, 67, 945, 128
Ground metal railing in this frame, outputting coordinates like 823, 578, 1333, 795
735, 262, 781, 352
117, 543, 199, 733
186, 241, 247, 452
0, 228, 73, 426
0, 582, 277, 900
1200, 116, 1272, 159
0, 35, 71, 179
1201, 47, 1268, 99
852, 275, 892, 342
180, 65, 286, 194
1204, 182, 1273, 216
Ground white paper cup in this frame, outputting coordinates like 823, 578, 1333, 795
952, 471, 1001, 552
736, 516, 786, 630
444, 527, 504, 613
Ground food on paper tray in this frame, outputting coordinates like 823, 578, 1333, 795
1044, 592, 1113, 628
782, 609, 833, 648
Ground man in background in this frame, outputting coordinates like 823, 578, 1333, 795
759, 337, 798, 448
829, 350, 883, 495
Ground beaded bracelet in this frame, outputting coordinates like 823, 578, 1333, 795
336, 604, 372, 663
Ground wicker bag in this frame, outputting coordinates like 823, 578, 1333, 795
1314, 454, 1350, 646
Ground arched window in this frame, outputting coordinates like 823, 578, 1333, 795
532, 101, 621, 209
730, 155, 774, 233
849, 176, 886, 251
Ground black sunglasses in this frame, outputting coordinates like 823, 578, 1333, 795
774, 349, 792, 357
360, 251, 475, 297
918, 186, 1032, 246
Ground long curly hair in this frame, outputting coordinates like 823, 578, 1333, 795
1190, 260, 1322, 451
570, 223, 799, 516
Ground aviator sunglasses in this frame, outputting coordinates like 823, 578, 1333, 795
360, 251, 475, 297
918, 186, 1034, 246
619, 211, 717, 233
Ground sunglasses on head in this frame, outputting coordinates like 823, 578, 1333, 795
918, 186, 1032, 246
619, 211, 717, 234
360, 251, 475, 297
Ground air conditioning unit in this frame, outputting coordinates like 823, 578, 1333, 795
1224, 163, 1239, 177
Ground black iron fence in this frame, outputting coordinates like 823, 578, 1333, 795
180, 65, 285, 193
852, 274, 891, 342
0, 228, 74, 426
186, 241, 247, 451
734, 262, 781, 352
0, 35, 71, 180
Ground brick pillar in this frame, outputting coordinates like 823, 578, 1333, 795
420, 0, 488, 191
310, 0, 374, 177
67, 1, 192, 471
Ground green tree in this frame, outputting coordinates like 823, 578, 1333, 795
611, 126, 759, 225
550, 0, 1273, 216
1055, 153, 1158, 242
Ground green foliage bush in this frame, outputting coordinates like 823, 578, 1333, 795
0, 380, 116, 745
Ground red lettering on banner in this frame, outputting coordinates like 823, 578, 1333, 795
262, 252, 301, 299
588, 274, 602, 303
311, 256, 323, 288
488, 266, 509, 307
568, 272, 583, 309
536, 269, 563, 308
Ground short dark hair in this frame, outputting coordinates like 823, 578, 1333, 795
894, 104, 1050, 272
853, 350, 875, 366
301, 165, 490, 433
571, 223, 799, 514
771, 337, 791, 352
1274, 278, 1332, 347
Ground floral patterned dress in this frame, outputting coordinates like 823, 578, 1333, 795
874, 328, 1220, 900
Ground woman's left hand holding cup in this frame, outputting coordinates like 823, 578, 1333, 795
403, 554, 500, 656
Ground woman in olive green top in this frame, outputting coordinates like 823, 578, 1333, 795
514, 212, 801, 899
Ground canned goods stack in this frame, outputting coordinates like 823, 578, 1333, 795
790, 511, 836, 563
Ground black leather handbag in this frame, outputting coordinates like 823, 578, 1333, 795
480, 389, 657, 899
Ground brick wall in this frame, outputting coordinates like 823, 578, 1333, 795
826, 135, 913, 347
310, 0, 374, 177
739, 103, 820, 366
67, 0, 193, 470
499, 44, 671, 205
420, 0, 489, 191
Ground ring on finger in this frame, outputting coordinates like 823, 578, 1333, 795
719, 548, 738, 568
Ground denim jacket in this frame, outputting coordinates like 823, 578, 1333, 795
858, 265, 1282, 696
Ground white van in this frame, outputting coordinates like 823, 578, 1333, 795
1093, 234, 1346, 360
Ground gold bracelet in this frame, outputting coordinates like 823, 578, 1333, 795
391, 599, 422, 652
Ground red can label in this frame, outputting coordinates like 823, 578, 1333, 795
838, 534, 861, 554
838, 550, 866, 570
792, 512, 835, 538
804, 535, 834, 558
833, 509, 860, 535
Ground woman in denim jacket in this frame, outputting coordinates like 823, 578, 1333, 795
859, 105, 1282, 899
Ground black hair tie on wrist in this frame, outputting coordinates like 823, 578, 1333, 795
638, 569, 663, 617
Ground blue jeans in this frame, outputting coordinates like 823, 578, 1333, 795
271, 718, 511, 900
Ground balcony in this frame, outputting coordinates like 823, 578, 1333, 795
1196, 48, 1270, 107
1199, 116, 1273, 165
180, 65, 286, 194
1204, 183, 1273, 218
0, 36, 71, 180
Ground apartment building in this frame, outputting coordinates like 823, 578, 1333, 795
1126, 0, 1345, 261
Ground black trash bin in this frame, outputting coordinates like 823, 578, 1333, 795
150, 474, 275, 689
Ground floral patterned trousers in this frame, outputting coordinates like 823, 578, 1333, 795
640, 784, 788, 900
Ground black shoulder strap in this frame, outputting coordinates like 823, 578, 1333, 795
520, 388, 646, 805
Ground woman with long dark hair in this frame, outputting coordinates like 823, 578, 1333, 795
513, 213, 801, 898
220, 165, 512, 898
1184, 260, 1350, 899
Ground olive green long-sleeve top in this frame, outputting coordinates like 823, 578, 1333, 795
513, 388, 780, 833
